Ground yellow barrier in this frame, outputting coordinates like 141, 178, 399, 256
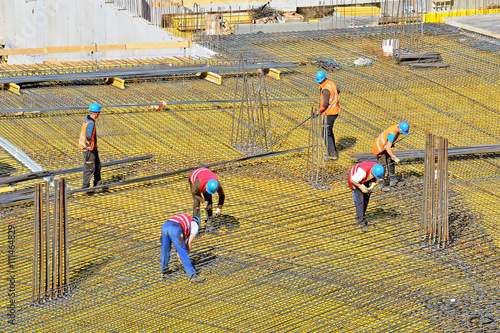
424, 8, 500, 23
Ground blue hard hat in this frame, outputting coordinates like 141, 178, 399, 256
372, 164, 385, 179
192, 216, 201, 227
399, 121, 410, 135
206, 179, 219, 195
315, 71, 327, 83
89, 103, 101, 113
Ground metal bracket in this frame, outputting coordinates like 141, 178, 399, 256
2, 83, 21, 95
105, 77, 125, 89
196, 72, 222, 85
258, 68, 281, 80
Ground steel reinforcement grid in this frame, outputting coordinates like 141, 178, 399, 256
0, 24, 499, 332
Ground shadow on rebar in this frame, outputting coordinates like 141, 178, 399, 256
213, 214, 240, 232
336, 136, 357, 152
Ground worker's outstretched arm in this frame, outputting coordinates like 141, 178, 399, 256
385, 141, 396, 159
217, 185, 225, 208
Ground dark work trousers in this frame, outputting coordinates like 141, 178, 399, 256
82, 148, 101, 188
322, 114, 338, 156
189, 180, 213, 220
377, 151, 396, 185
352, 187, 371, 224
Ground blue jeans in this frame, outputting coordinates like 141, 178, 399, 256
161, 221, 197, 277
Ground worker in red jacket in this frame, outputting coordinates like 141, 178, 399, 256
372, 121, 410, 191
160, 214, 205, 283
189, 167, 225, 233
348, 162, 385, 230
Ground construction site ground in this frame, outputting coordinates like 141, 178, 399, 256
1, 23, 499, 332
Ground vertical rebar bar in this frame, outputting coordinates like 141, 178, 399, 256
32, 183, 40, 303
39, 182, 44, 301
52, 179, 59, 297
63, 178, 70, 294
45, 181, 50, 298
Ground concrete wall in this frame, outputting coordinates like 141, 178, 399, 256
0, 0, 212, 64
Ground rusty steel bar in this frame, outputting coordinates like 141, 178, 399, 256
443, 138, 449, 248
428, 133, 436, 245
437, 137, 444, 247
62, 178, 70, 293
32, 183, 40, 303
38, 182, 44, 301
52, 179, 59, 298
58, 179, 64, 295
421, 132, 430, 238
44, 181, 50, 298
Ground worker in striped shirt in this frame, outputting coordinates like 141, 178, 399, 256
160, 213, 205, 283
348, 162, 385, 230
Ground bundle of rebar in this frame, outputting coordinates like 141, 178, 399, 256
33, 178, 69, 303
421, 133, 449, 248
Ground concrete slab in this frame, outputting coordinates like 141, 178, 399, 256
444, 13, 500, 39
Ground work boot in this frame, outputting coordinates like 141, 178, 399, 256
325, 153, 338, 160
389, 177, 398, 187
205, 217, 218, 234
189, 274, 206, 283
161, 269, 171, 279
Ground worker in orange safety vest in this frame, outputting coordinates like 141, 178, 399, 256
314, 71, 341, 160
372, 121, 410, 191
78, 103, 102, 189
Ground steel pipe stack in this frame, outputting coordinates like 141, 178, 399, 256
422, 133, 449, 248
32, 178, 69, 303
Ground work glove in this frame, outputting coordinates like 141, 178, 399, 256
203, 201, 209, 210
215, 208, 222, 218
359, 184, 369, 194
367, 183, 377, 192
392, 156, 400, 164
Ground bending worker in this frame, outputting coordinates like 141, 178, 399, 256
160, 214, 205, 283
189, 167, 225, 233
315, 70, 341, 160
372, 121, 410, 191
78, 103, 102, 189
348, 162, 385, 229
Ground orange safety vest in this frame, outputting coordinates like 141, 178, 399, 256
319, 79, 340, 116
78, 119, 96, 150
372, 124, 400, 156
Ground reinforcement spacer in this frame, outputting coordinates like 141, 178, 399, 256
105, 77, 126, 89
257, 68, 281, 80
2, 83, 21, 95
196, 72, 222, 85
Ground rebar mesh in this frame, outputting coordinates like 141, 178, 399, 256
1, 24, 499, 331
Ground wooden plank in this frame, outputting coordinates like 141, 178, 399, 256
0, 42, 191, 56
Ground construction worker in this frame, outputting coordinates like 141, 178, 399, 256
160, 214, 205, 283
315, 70, 341, 160
348, 162, 385, 230
372, 121, 410, 191
78, 103, 102, 189
189, 167, 225, 233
